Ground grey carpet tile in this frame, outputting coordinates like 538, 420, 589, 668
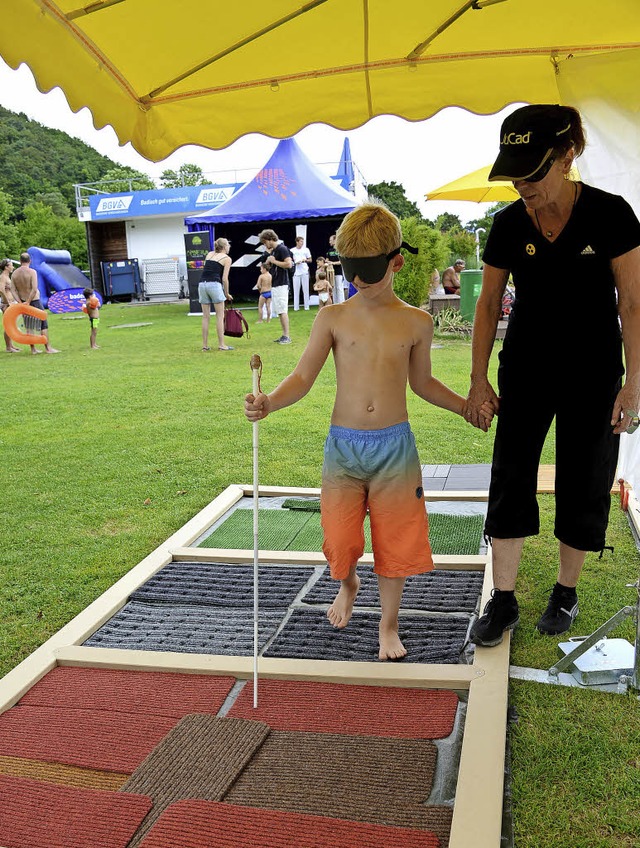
301, 568, 483, 612
130, 563, 313, 608
422, 477, 446, 490
263, 608, 469, 664
84, 602, 284, 655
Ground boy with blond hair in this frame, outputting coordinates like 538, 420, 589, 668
245, 202, 492, 660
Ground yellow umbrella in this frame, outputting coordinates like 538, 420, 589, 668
425, 164, 583, 203
2, 1, 640, 161
425, 166, 518, 203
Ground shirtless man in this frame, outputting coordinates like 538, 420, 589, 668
442, 258, 465, 294
0, 259, 20, 352
245, 203, 492, 660
11, 253, 59, 354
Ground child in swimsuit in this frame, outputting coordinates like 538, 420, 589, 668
245, 202, 494, 660
82, 287, 101, 349
255, 263, 273, 323
313, 270, 332, 308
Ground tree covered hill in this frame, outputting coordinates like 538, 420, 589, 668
0, 105, 120, 214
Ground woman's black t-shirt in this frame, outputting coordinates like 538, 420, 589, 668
200, 259, 224, 283
483, 183, 640, 381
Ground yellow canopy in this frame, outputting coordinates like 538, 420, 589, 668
3, 1, 640, 161
426, 166, 518, 203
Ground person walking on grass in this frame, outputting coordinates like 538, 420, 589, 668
259, 229, 293, 344
11, 253, 59, 354
245, 202, 493, 660
198, 238, 234, 351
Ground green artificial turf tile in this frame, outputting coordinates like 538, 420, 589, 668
198, 509, 311, 550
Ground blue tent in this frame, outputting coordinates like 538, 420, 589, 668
185, 138, 356, 226
334, 137, 355, 193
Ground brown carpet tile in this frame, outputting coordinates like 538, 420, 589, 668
0, 774, 151, 848
0, 706, 179, 773
121, 715, 270, 848
224, 730, 453, 844
229, 679, 459, 739
19, 667, 235, 717
138, 800, 441, 848
0, 755, 128, 790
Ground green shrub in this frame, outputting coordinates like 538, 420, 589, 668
432, 307, 473, 337
394, 217, 448, 307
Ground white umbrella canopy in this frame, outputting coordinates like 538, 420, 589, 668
3, 0, 640, 160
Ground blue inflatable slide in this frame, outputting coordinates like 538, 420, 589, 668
28, 247, 92, 308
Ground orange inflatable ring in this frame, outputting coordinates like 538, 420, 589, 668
2, 302, 47, 346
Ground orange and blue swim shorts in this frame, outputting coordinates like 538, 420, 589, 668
321, 422, 433, 580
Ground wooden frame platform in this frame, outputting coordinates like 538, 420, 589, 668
0, 484, 510, 848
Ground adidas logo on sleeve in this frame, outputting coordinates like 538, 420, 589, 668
580, 245, 596, 255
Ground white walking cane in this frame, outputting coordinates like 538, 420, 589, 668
250, 354, 263, 707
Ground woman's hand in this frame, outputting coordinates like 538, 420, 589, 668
465, 377, 500, 432
226, 293, 233, 302
611, 382, 640, 434
245, 391, 270, 422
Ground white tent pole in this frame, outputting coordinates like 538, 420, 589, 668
250, 354, 262, 708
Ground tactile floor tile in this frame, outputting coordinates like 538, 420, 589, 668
198, 509, 310, 549
84, 602, 284, 655
263, 608, 469, 664
224, 730, 452, 840
130, 562, 312, 608
302, 567, 483, 611
19, 667, 235, 718
0, 774, 151, 848
0, 755, 128, 790
122, 715, 270, 848
138, 800, 441, 848
0, 706, 179, 773
279, 511, 484, 556
228, 679, 459, 738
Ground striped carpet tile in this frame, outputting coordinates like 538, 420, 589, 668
228, 679, 458, 739
18, 667, 235, 718
0, 775, 151, 848
263, 608, 470, 664
0, 755, 128, 790
0, 706, 179, 773
130, 562, 312, 608
138, 800, 441, 848
224, 730, 452, 842
84, 602, 284, 655
302, 567, 483, 612
121, 715, 270, 848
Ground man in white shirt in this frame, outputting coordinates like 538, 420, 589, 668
290, 236, 312, 311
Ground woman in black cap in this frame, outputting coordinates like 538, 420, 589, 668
465, 104, 640, 647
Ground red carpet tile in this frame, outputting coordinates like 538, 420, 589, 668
0, 706, 179, 773
138, 800, 440, 848
0, 774, 151, 848
19, 667, 235, 717
229, 680, 459, 739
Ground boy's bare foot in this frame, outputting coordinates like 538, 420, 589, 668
379, 623, 407, 661
256, 320, 263, 324
45, 347, 60, 354
31, 348, 42, 354
91, 344, 100, 349
327, 574, 360, 628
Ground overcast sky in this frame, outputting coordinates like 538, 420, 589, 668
0, 57, 519, 224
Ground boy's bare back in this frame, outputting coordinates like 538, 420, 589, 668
257, 271, 272, 292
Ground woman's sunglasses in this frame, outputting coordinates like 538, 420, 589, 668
339, 241, 419, 284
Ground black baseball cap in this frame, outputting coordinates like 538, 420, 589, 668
488, 105, 573, 182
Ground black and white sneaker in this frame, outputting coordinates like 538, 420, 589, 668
536, 586, 578, 635
469, 589, 519, 647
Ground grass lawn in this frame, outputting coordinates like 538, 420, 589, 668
1, 301, 639, 845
